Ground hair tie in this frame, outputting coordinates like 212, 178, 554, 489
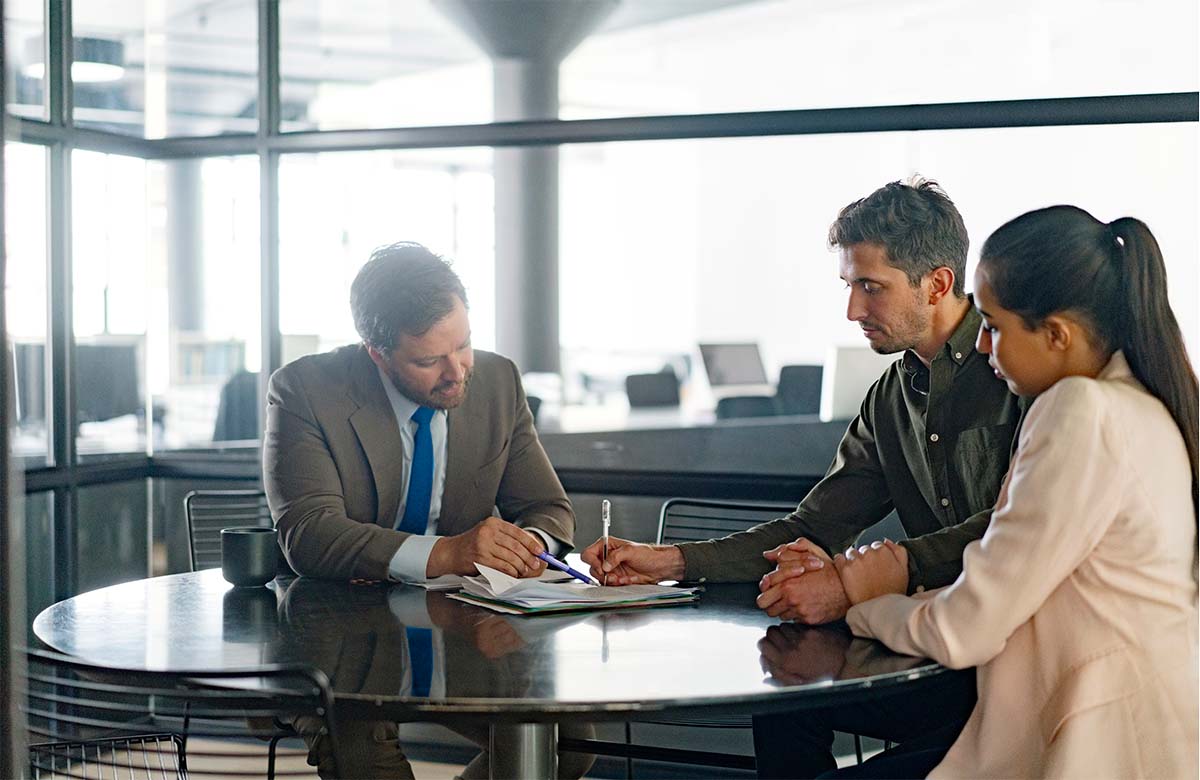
1106, 221, 1124, 250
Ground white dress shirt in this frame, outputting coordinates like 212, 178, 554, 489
379, 366, 560, 581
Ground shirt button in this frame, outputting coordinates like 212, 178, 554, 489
954, 352, 963, 360
915, 585, 926, 593
929, 433, 939, 442
940, 498, 950, 507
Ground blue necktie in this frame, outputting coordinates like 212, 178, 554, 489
397, 406, 435, 534
405, 627, 434, 697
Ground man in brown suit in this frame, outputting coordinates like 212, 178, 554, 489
263, 241, 591, 778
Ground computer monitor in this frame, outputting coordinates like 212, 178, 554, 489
698, 343, 769, 387
819, 345, 897, 421
75, 342, 142, 423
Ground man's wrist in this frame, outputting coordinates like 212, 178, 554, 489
660, 544, 686, 581
426, 536, 452, 578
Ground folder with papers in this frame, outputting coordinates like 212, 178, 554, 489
448, 563, 700, 615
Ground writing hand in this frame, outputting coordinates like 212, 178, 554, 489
580, 536, 685, 585
833, 539, 909, 605
426, 517, 548, 579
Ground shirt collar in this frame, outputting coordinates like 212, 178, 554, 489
375, 365, 443, 426
901, 296, 980, 372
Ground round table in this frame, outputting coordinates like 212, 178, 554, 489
34, 569, 945, 778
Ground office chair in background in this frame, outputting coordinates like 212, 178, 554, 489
715, 395, 778, 419
775, 364, 823, 415
625, 370, 681, 408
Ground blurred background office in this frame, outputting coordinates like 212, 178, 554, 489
0, 1, 1195, 772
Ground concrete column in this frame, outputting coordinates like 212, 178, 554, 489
166, 159, 204, 334
434, 0, 618, 373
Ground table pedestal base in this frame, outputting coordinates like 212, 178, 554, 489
490, 722, 558, 780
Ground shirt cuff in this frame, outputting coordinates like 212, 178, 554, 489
387, 535, 443, 582
525, 527, 562, 557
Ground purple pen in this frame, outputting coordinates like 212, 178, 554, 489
536, 550, 598, 586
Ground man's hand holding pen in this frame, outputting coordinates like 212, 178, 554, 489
580, 536, 686, 585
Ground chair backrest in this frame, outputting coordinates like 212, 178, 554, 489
658, 498, 798, 544
776, 364, 823, 415
184, 489, 273, 571
625, 372, 680, 408
22, 647, 341, 779
715, 394, 778, 420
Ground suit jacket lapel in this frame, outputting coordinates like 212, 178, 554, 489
347, 348, 404, 528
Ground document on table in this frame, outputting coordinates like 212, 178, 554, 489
408, 568, 574, 591
447, 563, 699, 615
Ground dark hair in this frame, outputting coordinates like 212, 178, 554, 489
349, 242, 468, 352
828, 176, 969, 297
979, 205, 1199, 515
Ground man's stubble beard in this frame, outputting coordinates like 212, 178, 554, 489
387, 365, 474, 410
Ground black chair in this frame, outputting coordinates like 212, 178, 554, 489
776, 364, 823, 415
22, 647, 341, 779
212, 370, 261, 442
527, 394, 542, 425
625, 372, 680, 408
184, 489, 274, 572
715, 394, 778, 419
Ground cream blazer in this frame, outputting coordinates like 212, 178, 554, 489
847, 352, 1198, 779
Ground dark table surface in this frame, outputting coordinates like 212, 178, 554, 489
33, 569, 944, 723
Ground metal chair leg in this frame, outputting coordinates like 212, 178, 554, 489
268, 733, 283, 780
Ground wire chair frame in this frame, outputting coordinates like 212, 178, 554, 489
22, 648, 340, 780
183, 489, 274, 572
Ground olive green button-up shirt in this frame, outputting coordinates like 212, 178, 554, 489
679, 303, 1024, 592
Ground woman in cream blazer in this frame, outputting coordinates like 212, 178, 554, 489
831, 206, 1198, 779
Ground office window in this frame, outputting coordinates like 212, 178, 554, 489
5, 0, 46, 121
72, 150, 150, 460
152, 157, 261, 449
72, 1, 259, 138
560, 123, 1198, 403
278, 149, 495, 360
5, 142, 50, 467
561, 0, 1199, 119
76, 481, 149, 594
279, 0, 490, 132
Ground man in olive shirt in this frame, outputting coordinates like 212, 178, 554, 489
582, 178, 1022, 778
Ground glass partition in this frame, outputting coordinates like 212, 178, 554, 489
559, 123, 1199, 407
72, 150, 150, 459
72, 1, 259, 137
76, 481, 150, 594
279, 0, 491, 132
5, 143, 50, 467
562, 0, 1199, 119
278, 148, 495, 359
5, 0, 46, 121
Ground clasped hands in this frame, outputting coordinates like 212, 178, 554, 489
757, 537, 910, 623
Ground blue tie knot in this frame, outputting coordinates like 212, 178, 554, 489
411, 406, 435, 426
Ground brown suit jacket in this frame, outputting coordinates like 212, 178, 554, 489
263, 345, 573, 580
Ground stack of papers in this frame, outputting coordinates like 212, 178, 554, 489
409, 569, 573, 591
448, 564, 699, 615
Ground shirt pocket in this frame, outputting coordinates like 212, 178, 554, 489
952, 422, 1015, 513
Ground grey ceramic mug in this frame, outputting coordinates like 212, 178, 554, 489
221, 527, 279, 587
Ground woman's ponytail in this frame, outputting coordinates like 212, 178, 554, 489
1108, 217, 1198, 516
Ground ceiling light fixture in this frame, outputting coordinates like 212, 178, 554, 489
23, 36, 126, 83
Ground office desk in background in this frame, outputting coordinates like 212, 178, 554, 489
33, 569, 944, 779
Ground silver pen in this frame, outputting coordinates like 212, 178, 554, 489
601, 499, 611, 586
